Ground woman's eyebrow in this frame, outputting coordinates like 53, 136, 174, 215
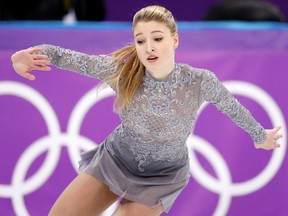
135, 30, 164, 37
151, 30, 164, 34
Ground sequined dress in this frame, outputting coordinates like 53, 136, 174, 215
38, 45, 266, 212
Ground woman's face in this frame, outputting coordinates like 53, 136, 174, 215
133, 21, 179, 79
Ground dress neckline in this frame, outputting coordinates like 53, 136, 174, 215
144, 64, 178, 83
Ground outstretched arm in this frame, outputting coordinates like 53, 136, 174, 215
11, 44, 116, 81
200, 70, 283, 150
11, 47, 51, 80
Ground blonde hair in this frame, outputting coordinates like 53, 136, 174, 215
106, 5, 177, 111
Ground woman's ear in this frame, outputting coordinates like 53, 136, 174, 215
173, 33, 179, 49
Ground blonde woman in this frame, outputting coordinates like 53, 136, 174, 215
11, 5, 282, 216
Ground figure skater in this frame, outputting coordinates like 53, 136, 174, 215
11, 5, 282, 216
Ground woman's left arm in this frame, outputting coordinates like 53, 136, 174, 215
200, 70, 283, 150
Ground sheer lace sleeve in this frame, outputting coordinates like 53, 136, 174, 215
34, 44, 116, 81
200, 70, 267, 144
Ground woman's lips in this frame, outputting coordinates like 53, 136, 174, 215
147, 55, 158, 63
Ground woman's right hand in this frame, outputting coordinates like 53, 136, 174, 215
11, 47, 51, 80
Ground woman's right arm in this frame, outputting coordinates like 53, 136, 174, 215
11, 44, 115, 81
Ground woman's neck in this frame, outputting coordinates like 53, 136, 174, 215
147, 64, 175, 81
146, 64, 175, 81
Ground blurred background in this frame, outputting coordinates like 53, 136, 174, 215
1, 0, 288, 216
0, 0, 287, 22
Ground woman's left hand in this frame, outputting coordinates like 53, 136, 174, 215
254, 126, 283, 150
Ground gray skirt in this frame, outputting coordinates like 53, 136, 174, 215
78, 141, 190, 213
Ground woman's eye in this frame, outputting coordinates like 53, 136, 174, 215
155, 38, 163, 42
137, 40, 144, 44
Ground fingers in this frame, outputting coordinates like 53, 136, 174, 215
272, 125, 282, 133
274, 133, 283, 141
12, 48, 50, 67
272, 125, 283, 142
27, 52, 51, 71
17, 64, 51, 80
27, 47, 45, 54
19, 66, 50, 80
32, 54, 49, 61
255, 142, 280, 150
21, 71, 36, 81
34, 59, 51, 67
269, 143, 281, 150
25, 74, 35, 81
35, 65, 51, 71
270, 125, 283, 148
27, 47, 50, 62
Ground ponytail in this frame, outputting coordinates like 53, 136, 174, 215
106, 44, 145, 111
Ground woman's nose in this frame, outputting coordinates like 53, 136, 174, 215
146, 42, 155, 53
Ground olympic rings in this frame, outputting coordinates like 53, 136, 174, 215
0, 80, 286, 216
